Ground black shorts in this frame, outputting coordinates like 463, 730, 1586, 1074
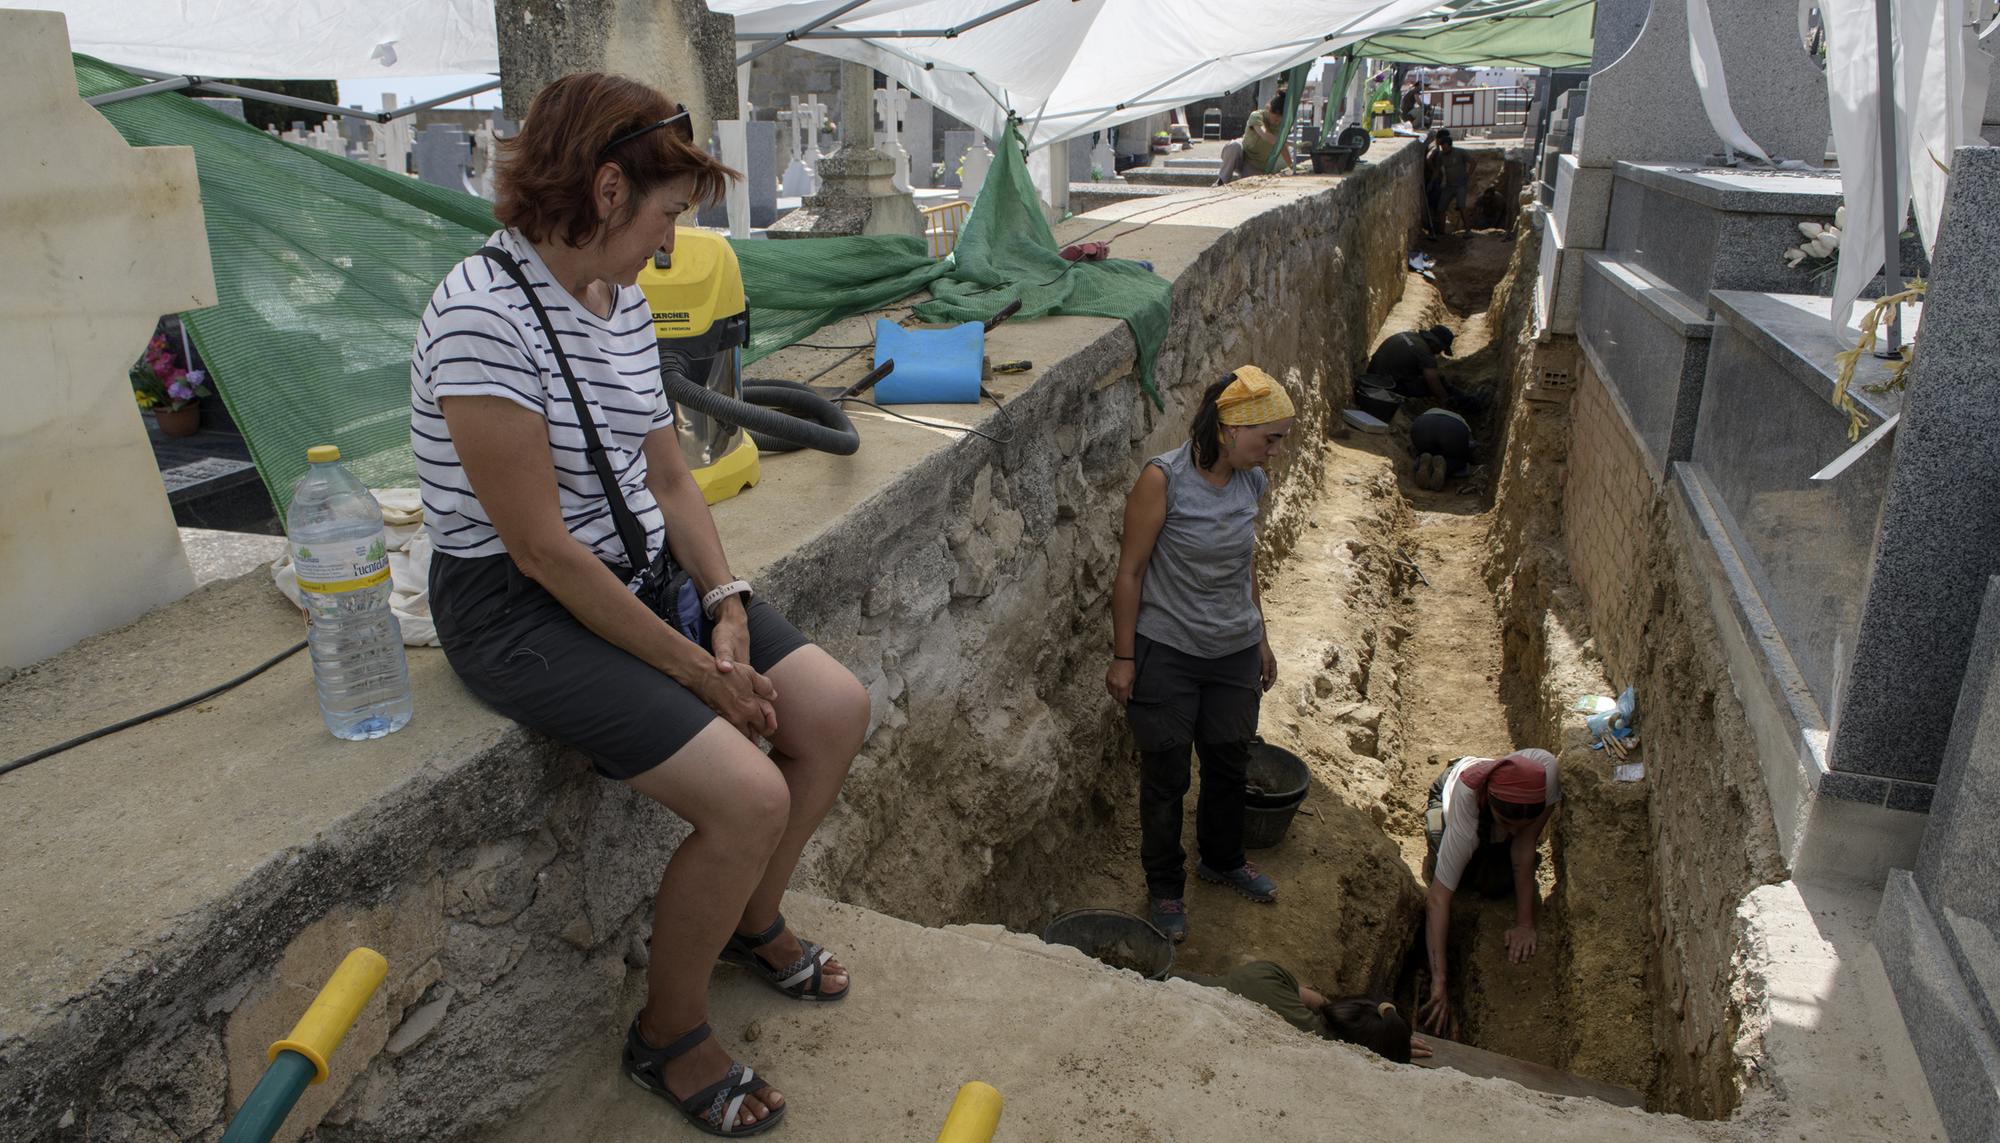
430, 551, 811, 780
1124, 634, 1262, 752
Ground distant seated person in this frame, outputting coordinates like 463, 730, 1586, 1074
1181, 961, 1431, 1063
1410, 407, 1474, 492
1419, 750, 1561, 1037
1366, 324, 1488, 413
1400, 80, 1427, 129
1214, 94, 1294, 186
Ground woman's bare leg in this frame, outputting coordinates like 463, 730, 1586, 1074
625, 719, 793, 1124
735, 645, 869, 994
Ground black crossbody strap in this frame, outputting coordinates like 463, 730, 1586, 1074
475, 245, 652, 576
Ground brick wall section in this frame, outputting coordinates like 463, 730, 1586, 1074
1554, 358, 1786, 1115
1562, 361, 1660, 673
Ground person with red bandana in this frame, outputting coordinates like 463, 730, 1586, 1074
1416, 749, 1561, 1036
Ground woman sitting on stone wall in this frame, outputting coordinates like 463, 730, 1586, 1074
1106, 366, 1295, 943
410, 72, 869, 1137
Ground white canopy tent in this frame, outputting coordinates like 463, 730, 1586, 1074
713, 0, 1449, 147
12, 0, 499, 78
22, 0, 1451, 144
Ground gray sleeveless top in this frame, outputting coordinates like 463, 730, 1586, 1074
1136, 443, 1267, 658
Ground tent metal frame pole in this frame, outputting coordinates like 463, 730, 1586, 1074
734, 0, 874, 67
1873, 0, 1903, 354
105, 66, 498, 123
385, 81, 504, 120
736, 0, 1046, 46
86, 75, 194, 107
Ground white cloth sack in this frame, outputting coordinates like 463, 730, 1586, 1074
273, 489, 439, 647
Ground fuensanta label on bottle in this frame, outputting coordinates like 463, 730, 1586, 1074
295, 535, 392, 595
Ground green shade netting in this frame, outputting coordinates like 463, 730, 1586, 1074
77, 56, 1171, 508
1354, 0, 1595, 70
736, 121, 1170, 408
75, 54, 500, 506
910, 124, 1171, 405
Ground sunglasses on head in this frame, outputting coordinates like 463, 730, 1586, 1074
598, 105, 693, 160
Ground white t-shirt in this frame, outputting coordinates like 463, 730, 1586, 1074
1433, 751, 1561, 892
410, 229, 672, 569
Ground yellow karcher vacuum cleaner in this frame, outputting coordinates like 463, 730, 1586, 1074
639, 227, 861, 504
1370, 98, 1398, 138
639, 226, 760, 505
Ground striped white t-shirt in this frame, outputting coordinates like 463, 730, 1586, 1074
410, 229, 671, 569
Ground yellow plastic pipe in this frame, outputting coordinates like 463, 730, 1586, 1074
936, 1081, 1003, 1143
267, 947, 388, 1084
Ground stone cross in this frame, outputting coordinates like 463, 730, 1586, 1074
368, 93, 414, 175
305, 122, 347, 157
834, 65, 873, 155
779, 96, 820, 197
3, 9, 215, 666
471, 120, 498, 200
777, 97, 804, 163
767, 60, 921, 239
873, 84, 914, 193
958, 135, 994, 204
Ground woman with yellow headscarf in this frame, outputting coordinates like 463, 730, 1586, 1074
1106, 366, 1297, 942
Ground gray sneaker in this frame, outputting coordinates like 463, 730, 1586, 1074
1149, 897, 1188, 943
1196, 859, 1278, 902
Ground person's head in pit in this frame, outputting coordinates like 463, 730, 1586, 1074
1420, 323, 1455, 357
1324, 998, 1418, 1063
1191, 366, 1295, 475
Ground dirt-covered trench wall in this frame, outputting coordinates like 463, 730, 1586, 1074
787, 150, 1425, 924
1484, 218, 1785, 1116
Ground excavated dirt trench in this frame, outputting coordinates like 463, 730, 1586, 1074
977, 223, 1697, 1112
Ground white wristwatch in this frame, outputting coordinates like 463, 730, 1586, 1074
700, 579, 754, 619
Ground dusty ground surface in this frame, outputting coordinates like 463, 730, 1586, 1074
492, 894, 1745, 1143
1055, 446, 1424, 1001
1052, 228, 1658, 1095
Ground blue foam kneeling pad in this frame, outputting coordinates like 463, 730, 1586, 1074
872, 319, 984, 404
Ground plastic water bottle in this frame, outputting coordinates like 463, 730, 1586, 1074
287, 445, 413, 740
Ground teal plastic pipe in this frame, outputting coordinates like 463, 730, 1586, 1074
219, 1051, 316, 1143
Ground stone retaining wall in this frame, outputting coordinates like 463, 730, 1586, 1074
23, 149, 1420, 1141
1489, 215, 1784, 1117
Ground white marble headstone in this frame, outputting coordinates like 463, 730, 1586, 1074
958, 136, 993, 204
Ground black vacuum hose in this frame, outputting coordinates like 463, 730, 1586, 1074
660, 366, 861, 456
742, 380, 860, 455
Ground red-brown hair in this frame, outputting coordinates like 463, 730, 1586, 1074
495, 72, 736, 248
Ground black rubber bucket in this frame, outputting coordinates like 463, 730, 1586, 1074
1042, 908, 1175, 980
1355, 385, 1404, 422
1244, 741, 1310, 849
1309, 144, 1359, 174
